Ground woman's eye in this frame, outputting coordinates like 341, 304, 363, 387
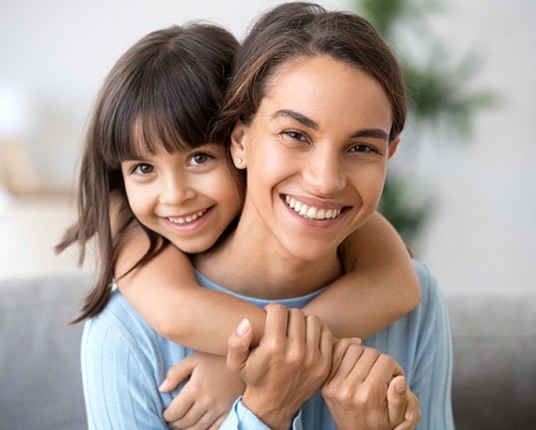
283, 131, 308, 142
133, 163, 154, 175
189, 152, 212, 166
350, 144, 377, 154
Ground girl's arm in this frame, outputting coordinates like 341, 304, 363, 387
114, 198, 418, 354
303, 211, 420, 339
112, 199, 266, 354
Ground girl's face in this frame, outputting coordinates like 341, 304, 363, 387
231, 56, 399, 261
121, 142, 243, 254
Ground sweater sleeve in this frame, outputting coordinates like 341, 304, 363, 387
220, 397, 304, 430
81, 317, 170, 429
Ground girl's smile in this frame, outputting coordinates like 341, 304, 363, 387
122, 143, 242, 254
166, 207, 211, 226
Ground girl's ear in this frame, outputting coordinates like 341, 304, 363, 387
230, 121, 247, 169
388, 136, 400, 159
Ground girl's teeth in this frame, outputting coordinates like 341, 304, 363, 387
169, 210, 206, 225
285, 196, 342, 220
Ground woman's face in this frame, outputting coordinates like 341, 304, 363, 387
231, 55, 399, 261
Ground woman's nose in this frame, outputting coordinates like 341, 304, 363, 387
302, 149, 346, 196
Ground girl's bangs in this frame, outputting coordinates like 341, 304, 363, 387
127, 111, 191, 158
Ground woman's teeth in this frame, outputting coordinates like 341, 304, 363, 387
285, 196, 342, 220
168, 209, 206, 225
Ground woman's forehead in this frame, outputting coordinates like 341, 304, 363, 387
258, 56, 393, 131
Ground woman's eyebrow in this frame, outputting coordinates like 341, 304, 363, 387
271, 109, 389, 141
271, 109, 319, 130
351, 129, 389, 141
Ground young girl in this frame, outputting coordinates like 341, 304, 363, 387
58, 21, 421, 429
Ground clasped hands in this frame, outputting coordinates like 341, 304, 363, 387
160, 304, 420, 429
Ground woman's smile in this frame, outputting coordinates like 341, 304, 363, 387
231, 55, 394, 260
283, 195, 348, 221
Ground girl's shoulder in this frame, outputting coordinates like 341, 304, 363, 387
82, 289, 158, 351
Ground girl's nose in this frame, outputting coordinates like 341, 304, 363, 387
302, 149, 346, 197
159, 174, 196, 205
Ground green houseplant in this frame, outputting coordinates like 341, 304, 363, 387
354, 0, 495, 247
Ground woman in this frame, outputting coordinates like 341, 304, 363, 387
192, 2, 454, 428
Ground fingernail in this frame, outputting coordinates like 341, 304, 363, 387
351, 337, 362, 344
395, 376, 407, 394
405, 408, 414, 421
236, 318, 251, 336
158, 379, 171, 392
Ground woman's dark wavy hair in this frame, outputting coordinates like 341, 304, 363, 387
213, 2, 406, 144
56, 23, 238, 323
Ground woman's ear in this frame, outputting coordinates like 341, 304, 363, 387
230, 121, 247, 169
388, 136, 400, 159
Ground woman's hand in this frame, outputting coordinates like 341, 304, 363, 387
388, 375, 421, 430
160, 352, 245, 429
226, 304, 333, 430
321, 339, 421, 429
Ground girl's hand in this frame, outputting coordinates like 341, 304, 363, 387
321, 339, 420, 430
161, 352, 244, 429
226, 304, 333, 430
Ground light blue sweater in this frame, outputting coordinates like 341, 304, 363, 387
81, 261, 454, 429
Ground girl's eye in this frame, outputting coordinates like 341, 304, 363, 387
189, 152, 213, 166
132, 163, 154, 175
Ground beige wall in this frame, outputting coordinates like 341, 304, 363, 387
1, 0, 534, 293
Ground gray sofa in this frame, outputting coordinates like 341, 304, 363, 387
1, 272, 535, 429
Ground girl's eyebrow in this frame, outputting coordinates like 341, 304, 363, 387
271, 109, 389, 141
123, 154, 150, 162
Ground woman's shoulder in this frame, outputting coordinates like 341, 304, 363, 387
365, 260, 452, 374
411, 260, 445, 313
368, 260, 448, 343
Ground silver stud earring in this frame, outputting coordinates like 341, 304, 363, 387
237, 158, 243, 165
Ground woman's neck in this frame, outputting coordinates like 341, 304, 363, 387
193, 219, 343, 300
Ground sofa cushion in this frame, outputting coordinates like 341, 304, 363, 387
2, 272, 535, 429
448, 291, 536, 430
0, 272, 90, 429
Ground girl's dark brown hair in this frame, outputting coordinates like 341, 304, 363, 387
213, 2, 406, 144
56, 23, 238, 323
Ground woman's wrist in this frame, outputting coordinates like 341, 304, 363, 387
241, 389, 296, 430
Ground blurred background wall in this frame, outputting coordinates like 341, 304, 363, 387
1, 0, 534, 294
